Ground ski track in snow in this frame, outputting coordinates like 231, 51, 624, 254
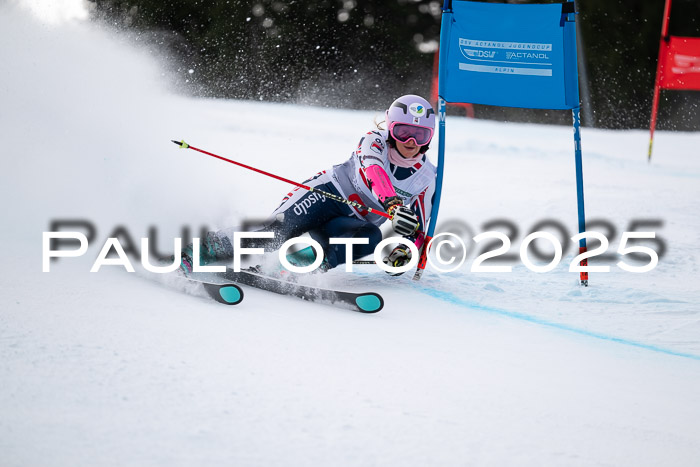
2, 4, 700, 466
328, 268, 700, 360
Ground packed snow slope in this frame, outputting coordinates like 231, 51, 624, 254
2, 4, 700, 466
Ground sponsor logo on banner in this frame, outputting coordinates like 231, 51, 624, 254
505, 51, 550, 60
458, 37, 553, 77
462, 49, 496, 59
460, 39, 552, 51
672, 53, 700, 75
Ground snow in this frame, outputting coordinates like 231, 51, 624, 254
2, 4, 700, 466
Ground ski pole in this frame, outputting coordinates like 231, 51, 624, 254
172, 140, 392, 220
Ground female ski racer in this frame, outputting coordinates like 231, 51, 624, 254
182, 94, 437, 275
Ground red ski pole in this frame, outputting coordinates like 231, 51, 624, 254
172, 140, 392, 220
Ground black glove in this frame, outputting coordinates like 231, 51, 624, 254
382, 246, 412, 276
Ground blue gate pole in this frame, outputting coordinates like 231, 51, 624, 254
413, 0, 452, 280
411, 95, 447, 280
572, 106, 588, 286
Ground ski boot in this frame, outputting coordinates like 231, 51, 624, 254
245, 247, 331, 282
178, 232, 233, 275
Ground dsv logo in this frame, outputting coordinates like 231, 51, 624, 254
293, 192, 326, 216
464, 49, 496, 59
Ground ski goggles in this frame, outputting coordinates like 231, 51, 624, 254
389, 123, 434, 146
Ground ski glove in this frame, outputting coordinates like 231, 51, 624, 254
381, 195, 403, 212
383, 246, 412, 276
389, 205, 420, 236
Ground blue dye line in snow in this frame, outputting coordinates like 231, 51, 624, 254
418, 286, 700, 361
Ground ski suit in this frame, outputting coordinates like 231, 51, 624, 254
221, 128, 437, 269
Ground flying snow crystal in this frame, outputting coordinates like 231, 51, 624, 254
18, 0, 89, 24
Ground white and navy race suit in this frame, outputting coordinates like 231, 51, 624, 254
234, 128, 437, 269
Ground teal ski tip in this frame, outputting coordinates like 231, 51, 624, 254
355, 293, 383, 313
218, 284, 243, 305
202, 282, 244, 305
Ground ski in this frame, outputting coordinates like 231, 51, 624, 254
184, 276, 245, 305
202, 282, 244, 305
206, 268, 384, 313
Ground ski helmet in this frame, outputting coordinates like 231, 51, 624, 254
385, 94, 436, 150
